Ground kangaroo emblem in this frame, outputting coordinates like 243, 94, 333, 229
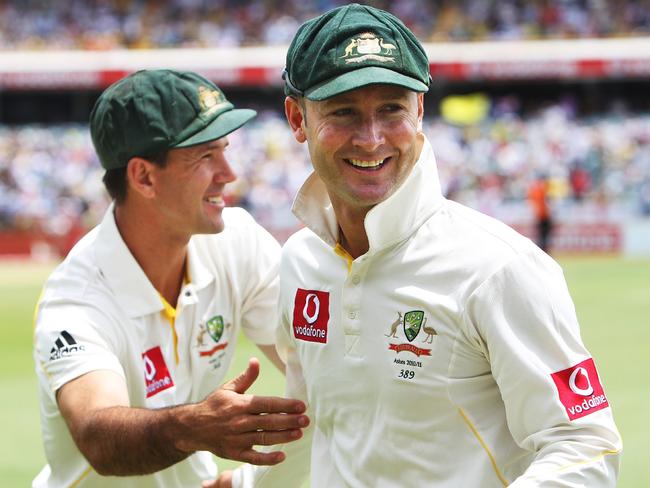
421, 318, 437, 343
385, 311, 403, 338
379, 38, 397, 55
340, 38, 358, 58
196, 323, 208, 347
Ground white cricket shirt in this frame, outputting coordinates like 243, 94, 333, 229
33, 205, 280, 488
235, 137, 621, 487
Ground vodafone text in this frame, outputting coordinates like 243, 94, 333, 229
294, 324, 326, 339
567, 394, 608, 417
146, 376, 172, 396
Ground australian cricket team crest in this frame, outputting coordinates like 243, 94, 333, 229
340, 32, 397, 64
206, 315, 224, 343
198, 85, 229, 116
403, 310, 424, 341
196, 314, 231, 365
386, 310, 435, 357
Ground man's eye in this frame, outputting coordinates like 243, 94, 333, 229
382, 104, 402, 112
332, 108, 353, 117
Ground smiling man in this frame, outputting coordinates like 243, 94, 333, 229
32, 69, 309, 488
222, 4, 621, 488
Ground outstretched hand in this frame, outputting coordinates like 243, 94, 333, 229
175, 358, 309, 465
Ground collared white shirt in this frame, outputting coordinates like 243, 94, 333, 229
235, 137, 621, 487
33, 205, 280, 488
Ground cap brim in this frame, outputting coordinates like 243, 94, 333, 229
305, 66, 429, 101
174, 108, 257, 148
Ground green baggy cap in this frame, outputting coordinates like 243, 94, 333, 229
284, 3, 431, 101
90, 69, 256, 170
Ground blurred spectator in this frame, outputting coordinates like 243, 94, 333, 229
0, 102, 649, 243
1, 0, 649, 51
527, 173, 554, 253
569, 162, 591, 201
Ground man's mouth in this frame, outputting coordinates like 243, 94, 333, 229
204, 195, 224, 206
345, 157, 388, 169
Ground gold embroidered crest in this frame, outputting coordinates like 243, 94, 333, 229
198, 85, 229, 115
340, 32, 396, 64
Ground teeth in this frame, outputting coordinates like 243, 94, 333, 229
205, 196, 224, 205
348, 158, 385, 168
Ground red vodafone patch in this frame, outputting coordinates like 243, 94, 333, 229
142, 346, 174, 398
293, 288, 329, 343
551, 358, 609, 420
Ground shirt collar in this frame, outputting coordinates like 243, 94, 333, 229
292, 136, 444, 253
94, 203, 163, 318
186, 237, 214, 290
94, 204, 214, 318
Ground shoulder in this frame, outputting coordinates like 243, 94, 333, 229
283, 226, 323, 253
35, 224, 126, 332
190, 207, 280, 268
40, 225, 105, 304
423, 200, 561, 294
281, 227, 327, 264
440, 200, 542, 262
194, 207, 278, 246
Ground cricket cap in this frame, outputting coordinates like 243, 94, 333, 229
90, 69, 256, 170
283, 3, 431, 101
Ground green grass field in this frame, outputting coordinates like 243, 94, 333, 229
1, 257, 648, 486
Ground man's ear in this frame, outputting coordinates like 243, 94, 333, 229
417, 93, 424, 131
284, 96, 307, 143
126, 157, 157, 199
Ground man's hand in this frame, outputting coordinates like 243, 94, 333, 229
175, 358, 309, 465
202, 470, 233, 488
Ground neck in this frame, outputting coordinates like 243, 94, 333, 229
114, 203, 188, 307
334, 202, 371, 259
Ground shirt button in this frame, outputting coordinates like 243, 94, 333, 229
185, 291, 191, 297
348, 311, 356, 319
351, 275, 360, 285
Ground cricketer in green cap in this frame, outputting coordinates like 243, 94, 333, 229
91, 69, 256, 170
31, 67, 311, 488
214, 4, 622, 488
283, 3, 431, 101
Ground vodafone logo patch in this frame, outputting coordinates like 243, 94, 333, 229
551, 358, 608, 420
293, 288, 329, 343
142, 346, 174, 398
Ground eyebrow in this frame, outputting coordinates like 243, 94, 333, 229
324, 89, 411, 106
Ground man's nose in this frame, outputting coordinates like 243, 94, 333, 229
214, 157, 237, 183
351, 116, 385, 152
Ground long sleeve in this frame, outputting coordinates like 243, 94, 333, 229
464, 250, 622, 486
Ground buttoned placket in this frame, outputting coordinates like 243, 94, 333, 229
170, 283, 200, 400
341, 256, 370, 357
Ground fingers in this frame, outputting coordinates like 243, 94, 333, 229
240, 427, 304, 447
236, 448, 286, 466
223, 358, 260, 394
247, 395, 306, 415
232, 411, 310, 434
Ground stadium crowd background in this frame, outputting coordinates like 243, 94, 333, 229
0, 0, 649, 251
1, 0, 650, 49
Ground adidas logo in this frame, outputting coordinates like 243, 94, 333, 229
50, 330, 85, 360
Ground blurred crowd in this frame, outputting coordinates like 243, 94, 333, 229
1, 0, 649, 50
1, 101, 649, 240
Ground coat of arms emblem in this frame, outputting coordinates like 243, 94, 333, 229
340, 32, 396, 64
